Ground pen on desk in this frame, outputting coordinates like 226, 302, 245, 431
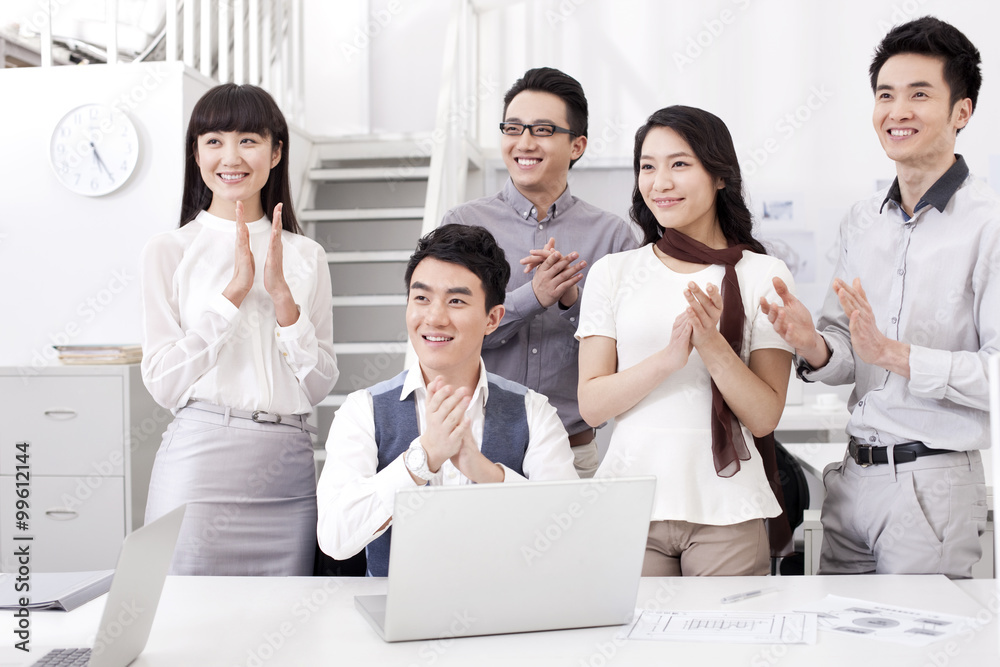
720, 587, 778, 604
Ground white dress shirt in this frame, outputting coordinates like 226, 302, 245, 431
140, 210, 338, 414
316, 359, 578, 560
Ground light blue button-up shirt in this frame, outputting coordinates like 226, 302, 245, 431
800, 156, 1000, 451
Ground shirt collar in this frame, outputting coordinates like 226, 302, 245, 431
880, 154, 969, 215
500, 177, 575, 222
401, 358, 490, 406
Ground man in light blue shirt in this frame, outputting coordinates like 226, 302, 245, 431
763, 17, 999, 578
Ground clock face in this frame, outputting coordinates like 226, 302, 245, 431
50, 104, 139, 196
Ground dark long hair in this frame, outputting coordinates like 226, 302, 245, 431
179, 83, 301, 233
629, 105, 765, 253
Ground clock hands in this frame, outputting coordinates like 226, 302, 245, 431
90, 141, 115, 182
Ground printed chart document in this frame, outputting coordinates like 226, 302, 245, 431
797, 595, 977, 647
623, 609, 816, 644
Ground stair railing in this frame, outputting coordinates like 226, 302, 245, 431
33, 0, 304, 124
420, 0, 479, 238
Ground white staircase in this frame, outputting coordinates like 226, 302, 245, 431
299, 135, 483, 441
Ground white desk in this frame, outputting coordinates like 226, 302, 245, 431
775, 398, 851, 442
2, 575, 996, 666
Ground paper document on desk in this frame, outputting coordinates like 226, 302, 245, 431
0, 570, 113, 612
623, 609, 816, 644
797, 595, 977, 647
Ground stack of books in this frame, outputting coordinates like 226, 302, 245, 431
53, 344, 143, 365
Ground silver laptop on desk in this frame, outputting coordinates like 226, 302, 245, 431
30, 504, 186, 667
355, 476, 656, 642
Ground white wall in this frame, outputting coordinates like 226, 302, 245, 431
2, 0, 999, 366
346, 0, 1000, 312
0, 62, 211, 369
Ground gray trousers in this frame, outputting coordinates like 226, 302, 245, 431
818, 448, 987, 579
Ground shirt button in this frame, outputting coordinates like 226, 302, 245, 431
275, 332, 281, 338
531, 208, 536, 216
500, 339, 506, 344
532, 348, 538, 354
869, 436, 877, 443
570, 317, 576, 322
282, 352, 287, 357
857, 400, 864, 407
538, 224, 544, 230
891, 316, 898, 323
897, 269, 904, 276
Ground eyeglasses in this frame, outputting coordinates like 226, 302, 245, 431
499, 122, 578, 138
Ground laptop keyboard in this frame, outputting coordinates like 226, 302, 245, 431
31, 648, 92, 666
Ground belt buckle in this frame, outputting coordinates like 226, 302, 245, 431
851, 441, 875, 467
251, 410, 281, 425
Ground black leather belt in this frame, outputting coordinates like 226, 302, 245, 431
848, 439, 952, 467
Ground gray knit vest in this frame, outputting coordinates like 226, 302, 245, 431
365, 369, 530, 576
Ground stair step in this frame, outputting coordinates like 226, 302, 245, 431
330, 295, 407, 307
309, 166, 430, 182
301, 207, 424, 222
334, 342, 408, 355
327, 251, 411, 264
314, 135, 433, 161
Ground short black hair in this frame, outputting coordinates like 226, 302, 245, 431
405, 225, 510, 312
869, 16, 982, 128
503, 67, 588, 168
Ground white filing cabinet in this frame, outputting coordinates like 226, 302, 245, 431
0, 365, 166, 572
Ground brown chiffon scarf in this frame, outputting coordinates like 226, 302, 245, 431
655, 228, 792, 557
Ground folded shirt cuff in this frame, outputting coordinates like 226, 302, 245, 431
208, 292, 241, 322
908, 345, 950, 399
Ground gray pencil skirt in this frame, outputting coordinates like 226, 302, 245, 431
144, 405, 317, 575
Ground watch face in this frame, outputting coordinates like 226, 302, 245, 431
405, 446, 429, 478
50, 104, 139, 196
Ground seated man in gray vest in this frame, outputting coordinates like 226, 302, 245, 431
316, 224, 578, 576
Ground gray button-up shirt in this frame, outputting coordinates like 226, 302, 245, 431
800, 156, 1000, 451
442, 178, 638, 436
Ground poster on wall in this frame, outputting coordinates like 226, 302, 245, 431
757, 195, 816, 285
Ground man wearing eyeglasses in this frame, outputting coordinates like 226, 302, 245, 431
441, 67, 638, 477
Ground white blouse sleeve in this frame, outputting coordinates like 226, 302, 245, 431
575, 256, 617, 341
749, 258, 796, 354
273, 239, 339, 406
139, 234, 241, 409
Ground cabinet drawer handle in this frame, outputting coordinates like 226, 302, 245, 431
45, 508, 79, 521
43, 409, 78, 420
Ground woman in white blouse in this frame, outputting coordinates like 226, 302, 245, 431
140, 84, 338, 575
577, 106, 794, 576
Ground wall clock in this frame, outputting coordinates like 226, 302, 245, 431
49, 104, 140, 196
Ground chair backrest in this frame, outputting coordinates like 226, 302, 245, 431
774, 440, 809, 531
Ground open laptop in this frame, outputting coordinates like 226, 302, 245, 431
30, 504, 186, 667
355, 476, 656, 642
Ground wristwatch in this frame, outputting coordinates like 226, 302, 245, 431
404, 442, 433, 482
